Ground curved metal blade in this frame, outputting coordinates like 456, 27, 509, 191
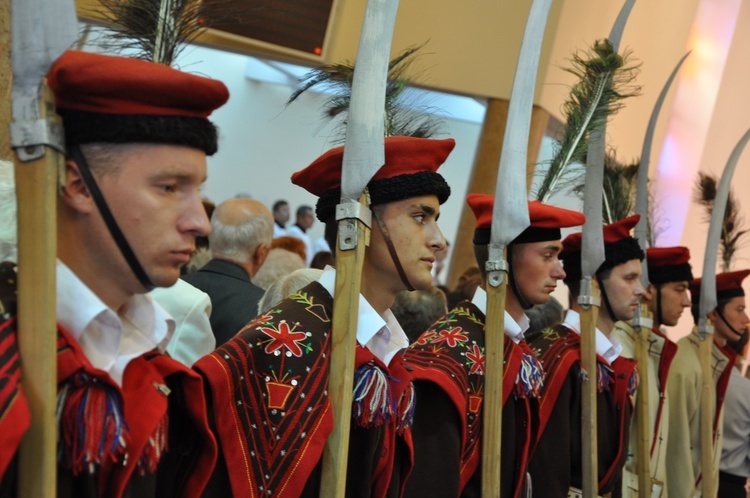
339, 0, 400, 204
11, 0, 77, 124
634, 52, 691, 287
608, 0, 636, 53
698, 126, 750, 337
488, 0, 554, 283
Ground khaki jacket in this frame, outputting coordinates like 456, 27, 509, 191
665, 331, 735, 498
612, 322, 678, 497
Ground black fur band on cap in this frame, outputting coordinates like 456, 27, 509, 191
649, 262, 693, 285
563, 236, 645, 284
60, 110, 220, 155
315, 171, 451, 222
473, 226, 562, 246
691, 286, 746, 305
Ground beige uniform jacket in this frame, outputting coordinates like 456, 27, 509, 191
613, 322, 677, 498
665, 331, 735, 498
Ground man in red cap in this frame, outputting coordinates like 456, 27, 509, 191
403, 195, 585, 497
527, 215, 644, 497
0, 50, 228, 497
612, 246, 692, 496
196, 135, 453, 498
665, 269, 750, 497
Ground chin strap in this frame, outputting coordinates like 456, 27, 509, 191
69, 146, 155, 290
597, 273, 618, 324
507, 245, 533, 310
717, 307, 745, 338
371, 206, 415, 292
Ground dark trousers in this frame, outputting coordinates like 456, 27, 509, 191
719, 470, 748, 498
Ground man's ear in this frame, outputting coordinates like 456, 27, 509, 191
254, 242, 270, 269
60, 159, 95, 214
707, 308, 720, 323
642, 283, 656, 302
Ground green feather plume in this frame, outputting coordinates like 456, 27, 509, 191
571, 151, 638, 224
694, 172, 749, 272
533, 39, 640, 202
94, 0, 233, 65
286, 43, 444, 142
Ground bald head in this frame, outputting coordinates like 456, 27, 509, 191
209, 198, 273, 265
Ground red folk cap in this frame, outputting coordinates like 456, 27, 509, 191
690, 269, 750, 303
467, 195, 585, 245
647, 246, 694, 284
292, 136, 454, 221
48, 50, 229, 117
561, 214, 640, 253
47, 50, 229, 155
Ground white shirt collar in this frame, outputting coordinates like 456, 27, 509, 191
56, 261, 175, 385
562, 308, 622, 364
318, 267, 409, 365
470, 286, 529, 344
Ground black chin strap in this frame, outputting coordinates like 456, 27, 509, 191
655, 285, 664, 326
69, 146, 155, 290
372, 207, 415, 292
597, 272, 618, 323
717, 307, 744, 337
507, 245, 533, 310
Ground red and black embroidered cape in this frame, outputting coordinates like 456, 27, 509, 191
0, 262, 216, 498
403, 301, 540, 498
196, 281, 415, 498
527, 324, 637, 497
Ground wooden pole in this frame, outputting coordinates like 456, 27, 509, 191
319, 195, 370, 497
580, 280, 600, 498
15, 84, 59, 498
481, 253, 507, 498
634, 304, 652, 497
699, 326, 715, 497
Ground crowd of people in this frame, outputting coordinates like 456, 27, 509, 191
3, 48, 750, 498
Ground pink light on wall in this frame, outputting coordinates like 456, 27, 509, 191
653, 0, 741, 246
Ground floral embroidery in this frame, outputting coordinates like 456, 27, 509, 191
431, 327, 469, 348
416, 330, 438, 345
466, 343, 486, 375
259, 320, 309, 357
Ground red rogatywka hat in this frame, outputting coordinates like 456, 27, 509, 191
466, 195, 585, 245
47, 50, 230, 155
690, 269, 750, 305
291, 136, 454, 221
647, 246, 693, 285
560, 214, 645, 281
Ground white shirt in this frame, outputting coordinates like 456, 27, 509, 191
318, 267, 409, 366
562, 308, 622, 365
56, 261, 175, 386
470, 286, 530, 344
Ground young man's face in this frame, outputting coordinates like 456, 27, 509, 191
275, 204, 290, 224
600, 259, 644, 322
94, 144, 210, 292
711, 296, 749, 343
365, 194, 446, 294
647, 280, 691, 326
510, 240, 565, 306
298, 210, 315, 230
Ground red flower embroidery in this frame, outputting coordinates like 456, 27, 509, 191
431, 327, 468, 348
466, 344, 485, 375
416, 330, 438, 345
260, 321, 308, 357
248, 313, 274, 329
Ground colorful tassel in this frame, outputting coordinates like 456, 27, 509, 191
515, 353, 545, 398
352, 363, 396, 428
628, 368, 639, 396
57, 373, 128, 474
396, 381, 416, 434
136, 414, 169, 475
596, 363, 614, 393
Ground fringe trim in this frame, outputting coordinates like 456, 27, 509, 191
515, 353, 545, 398
136, 414, 169, 475
57, 373, 128, 474
396, 381, 415, 434
596, 363, 614, 393
352, 363, 396, 428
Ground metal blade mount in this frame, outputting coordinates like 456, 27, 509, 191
487, 0, 553, 285
634, 52, 691, 287
698, 126, 750, 337
339, 0, 400, 205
